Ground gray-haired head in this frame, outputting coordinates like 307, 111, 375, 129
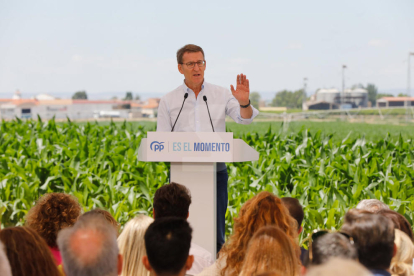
57, 214, 119, 276
356, 199, 389, 213
310, 233, 358, 266
0, 241, 12, 276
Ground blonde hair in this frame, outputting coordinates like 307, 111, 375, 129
118, 215, 155, 276
239, 226, 300, 276
391, 229, 414, 276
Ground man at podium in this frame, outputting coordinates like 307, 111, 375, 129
156, 44, 259, 251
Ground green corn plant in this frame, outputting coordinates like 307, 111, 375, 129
1, 119, 413, 244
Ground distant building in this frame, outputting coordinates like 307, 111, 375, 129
303, 88, 368, 110
377, 97, 414, 108
0, 99, 37, 119
0, 92, 162, 120
134, 98, 160, 118
33, 93, 56, 101
306, 101, 339, 110
12, 90, 22, 100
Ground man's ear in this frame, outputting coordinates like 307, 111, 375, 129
152, 210, 156, 219
298, 226, 303, 234
185, 255, 194, 271
142, 256, 152, 272
117, 254, 123, 275
178, 64, 184, 74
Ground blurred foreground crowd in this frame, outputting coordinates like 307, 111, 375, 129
0, 183, 413, 276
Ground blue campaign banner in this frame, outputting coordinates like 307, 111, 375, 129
145, 132, 233, 162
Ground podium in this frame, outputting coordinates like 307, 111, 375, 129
138, 132, 259, 257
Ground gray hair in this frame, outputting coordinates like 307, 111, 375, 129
311, 233, 358, 266
356, 199, 389, 212
57, 215, 119, 276
0, 241, 12, 276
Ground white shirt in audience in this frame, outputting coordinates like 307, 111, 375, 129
186, 243, 214, 276
195, 255, 233, 276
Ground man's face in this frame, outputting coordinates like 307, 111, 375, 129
178, 51, 206, 88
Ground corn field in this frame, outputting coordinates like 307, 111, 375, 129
1, 118, 413, 240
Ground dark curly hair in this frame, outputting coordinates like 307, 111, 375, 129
26, 193, 82, 248
153, 182, 191, 219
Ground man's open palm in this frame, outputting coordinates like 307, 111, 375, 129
230, 74, 250, 105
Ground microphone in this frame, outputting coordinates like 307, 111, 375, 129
203, 95, 215, 132
171, 93, 188, 132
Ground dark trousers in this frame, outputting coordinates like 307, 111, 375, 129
216, 169, 228, 253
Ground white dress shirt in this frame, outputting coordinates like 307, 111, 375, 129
156, 81, 259, 133
186, 243, 215, 276
157, 81, 259, 171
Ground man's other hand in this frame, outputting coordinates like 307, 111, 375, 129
230, 74, 250, 105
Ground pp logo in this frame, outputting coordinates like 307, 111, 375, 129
150, 141, 165, 152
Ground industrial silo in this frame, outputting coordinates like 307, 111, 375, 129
316, 89, 341, 104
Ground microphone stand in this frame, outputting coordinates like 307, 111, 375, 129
171, 93, 188, 132
203, 95, 215, 132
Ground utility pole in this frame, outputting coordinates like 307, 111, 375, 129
406, 52, 414, 122
342, 65, 347, 108
302, 77, 308, 110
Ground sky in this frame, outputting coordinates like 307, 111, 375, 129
0, 0, 413, 100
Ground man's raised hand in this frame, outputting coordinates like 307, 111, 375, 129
230, 74, 250, 106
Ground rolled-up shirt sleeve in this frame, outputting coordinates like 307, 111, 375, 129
156, 97, 172, 132
225, 90, 259, 124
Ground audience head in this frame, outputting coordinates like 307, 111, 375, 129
81, 208, 120, 236
390, 229, 414, 276
0, 241, 12, 276
376, 209, 413, 241
307, 232, 357, 267
356, 199, 389, 212
281, 197, 304, 232
118, 215, 154, 276
26, 192, 82, 248
239, 226, 300, 276
342, 208, 373, 223
220, 191, 298, 276
143, 217, 193, 276
341, 211, 395, 270
57, 215, 121, 276
153, 182, 191, 219
0, 226, 61, 276
306, 258, 372, 276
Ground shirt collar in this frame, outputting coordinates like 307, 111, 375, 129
182, 80, 205, 94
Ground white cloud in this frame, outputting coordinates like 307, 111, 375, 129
368, 39, 388, 47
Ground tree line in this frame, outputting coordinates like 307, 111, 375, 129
72, 84, 402, 109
